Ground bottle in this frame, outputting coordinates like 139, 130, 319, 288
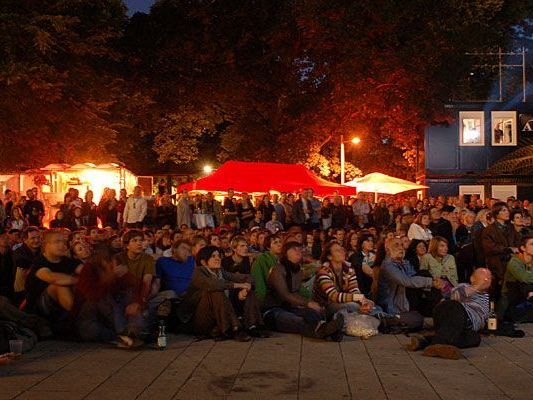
487, 301, 498, 333
157, 320, 167, 350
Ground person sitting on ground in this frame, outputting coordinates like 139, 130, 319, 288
71, 240, 93, 266
420, 236, 459, 289
248, 210, 265, 230
24, 229, 82, 322
66, 207, 84, 231
0, 234, 14, 301
263, 241, 344, 341
481, 202, 521, 295
348, 233, 376, 299
107, 235, 123, 254
49, 210, 67, 228
156, 240, 195, 299
221, 238, 269, 337
114, 230, 176, 327
429, 207, 456, 254
265, 211, 284, 234
251, 234, 283, 304
222, 236, 253, 277
177, 246, 262, 341
313, 241, 375, 320
499, 235, 533, 323
408, 268, 492, 360
376, 237, 443, 329
12, 227, 41, 305
191, 236, 207, 258
407, 212, 433, 241
73, 248, 144, 347
405, 240, 427, 272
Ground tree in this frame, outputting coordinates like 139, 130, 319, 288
126, 0, 533, 179
0, 0, 128, 169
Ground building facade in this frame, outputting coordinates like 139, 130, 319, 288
424, 101, 533, 201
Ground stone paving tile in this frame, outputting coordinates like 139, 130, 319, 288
1, 332, 533, 399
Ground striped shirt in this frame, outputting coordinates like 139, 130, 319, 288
312, 262, 364, 306
451, 283, 489, 331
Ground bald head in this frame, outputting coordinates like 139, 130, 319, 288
471, 268, 492, 291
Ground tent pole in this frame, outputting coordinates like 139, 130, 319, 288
374, 192, 378, 204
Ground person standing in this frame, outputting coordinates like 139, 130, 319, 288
293, 190, 313, 229
352, 193, 371, 225
307, 189, 322, 230
272, 194, 286, 226
23, 189, 44, 227
123, 186, 147, 229
176, 190, 191, 228
223, 188, 239, 225
81, 190, 98, 227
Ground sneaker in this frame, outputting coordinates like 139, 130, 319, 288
233, 330, 252, 342
422, 344, 461, 360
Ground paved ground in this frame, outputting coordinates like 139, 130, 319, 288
2, 324, 533, 400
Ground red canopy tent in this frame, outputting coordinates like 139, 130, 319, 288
178, 161, 354, 196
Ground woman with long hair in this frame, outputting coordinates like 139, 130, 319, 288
407, 212, 432, 241
177, 246, 263, 341
104, 189, 119, 229
49, 210, 67, 228
420, 236, 458, 288
82, 190, 98, 227
348, 233, 376, 298
314, 241, 375, 319
7, 206, 27, 231
263, 241, 344, 340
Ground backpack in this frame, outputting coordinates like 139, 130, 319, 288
0, 320, 38, 353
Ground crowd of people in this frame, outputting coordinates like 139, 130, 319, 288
0, 184, 532, 364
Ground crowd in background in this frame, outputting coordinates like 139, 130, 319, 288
0, 184, 532, 363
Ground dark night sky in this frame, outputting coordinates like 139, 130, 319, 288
125, 0, 155, 15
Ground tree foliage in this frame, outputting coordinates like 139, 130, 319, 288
1, 0, 532, 179
0, 0, 127, 168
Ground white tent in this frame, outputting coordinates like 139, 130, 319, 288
345, 172, 428, 202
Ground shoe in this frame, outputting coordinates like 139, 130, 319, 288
233, 330, 252, 342
316, 314, 344, 340
422, 344, 461, 360
248, 326, 271, 338
156, 300, 172, 318
330, 314, 345, 342
405, 335, 429, 351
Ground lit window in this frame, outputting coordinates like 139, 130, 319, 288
459, 111, 484, 146
491, 111, 517, 146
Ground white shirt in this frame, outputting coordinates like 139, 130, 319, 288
407, 223, 433, 241
123, 196, 147, 224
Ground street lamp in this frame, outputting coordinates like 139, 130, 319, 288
203, 164, 213, 174
340, 135, 361, 184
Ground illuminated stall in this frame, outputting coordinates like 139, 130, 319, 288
40, 162, 138, 203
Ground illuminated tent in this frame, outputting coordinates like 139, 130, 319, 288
344, 172, 428, 201
39, 163, 138, 203
178, 161, 354, 196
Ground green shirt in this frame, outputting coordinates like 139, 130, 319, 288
116, 252, 155, 280
419, 253, 458, 286
251, 252, 278, 303
502, 255, 533, 295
